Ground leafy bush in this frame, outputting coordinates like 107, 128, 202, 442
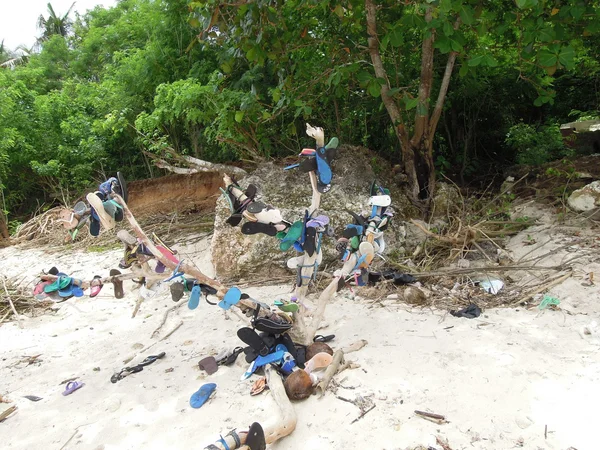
505, 123, 570, 166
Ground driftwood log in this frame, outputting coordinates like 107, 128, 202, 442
204, 366, 296, 449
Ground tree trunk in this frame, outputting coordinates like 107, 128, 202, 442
0, 214, 9, 240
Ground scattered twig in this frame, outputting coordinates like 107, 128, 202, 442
436, 435, 454, 450
151, 301, 186, 338
1, 277, 23, 329
510, 271, 572, 307
159, 321, 183, 342
415, 410, 446, 422
351, 404, 376, 424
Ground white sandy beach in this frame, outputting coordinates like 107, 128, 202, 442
1, 220, 599, 450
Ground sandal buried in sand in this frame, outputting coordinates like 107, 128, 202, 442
245, 422, 267, 450
62, 381, 84, 396
109, 269, 124, 299
190, 383, 217, 409
198, 356, 218, 375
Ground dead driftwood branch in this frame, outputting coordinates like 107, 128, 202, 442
415, 410, 447, 423
1, 277, 23, 329
351, 404, 376, 424
147, 150, 247, 178
510, 271, 573, 307
204, 366, 296, 449
151, 300, 186, 338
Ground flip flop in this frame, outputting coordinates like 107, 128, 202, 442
218, 286, 241, 310
44, 273, 71, 293
237, 327, 269, 357
274, 300, 299, 313
304, 227, 317, 257
279, 220, 303, 251
314, 334, 335, 343
99, 177, 118, 197
226, 213, 243, 227
58, 208, 78, 230
368, 194, 392, 207
117, 229, 137, 246
62, 381, 84, 396
90, 275, 103, 298
188, 284, 201, 310
155, 260, 166, 273
198, 356, 218, 375
241, 222, 278, 236
86, 193, 115, 230
189, 383, 217, 409
254, 208, 283, 225
247, 201, 267, 214
89, 210, 101, 237
216, 347, 244, 366
109, 269, 124, 299
253, 316, 293, 334
241, 350, 285, 380
116, 171, 128, 203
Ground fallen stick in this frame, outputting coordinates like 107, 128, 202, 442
351, 404, 376, 424
160, 320, 183, 341
204, 366, 296, 449
510, 271, 572, 307
408, 264, 564, 278
415, 410, 446, 421
2, 277, 23, 329
151, 300, 186, 338
342, 339, 368, 354
436, 435, 454, 450
0, 405, 17, 422
316, 349, 344, 398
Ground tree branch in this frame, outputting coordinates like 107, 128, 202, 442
429, 18, 461, 138
365, 0, 407, 140
411, 6, 435, 146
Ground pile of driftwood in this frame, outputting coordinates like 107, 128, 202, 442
0, 277, 53, 327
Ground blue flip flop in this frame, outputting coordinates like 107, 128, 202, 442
188, 284, 201, 310
241, 350, 286, 380
218, 287, 241, 310
190, 383, 217, 408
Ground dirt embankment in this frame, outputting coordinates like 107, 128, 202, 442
127, 172, 223, 217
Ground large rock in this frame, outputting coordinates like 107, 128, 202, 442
567, 181, 600, 212
211, 146, 418, 279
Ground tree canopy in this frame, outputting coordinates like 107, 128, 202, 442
0, 0, 599, 228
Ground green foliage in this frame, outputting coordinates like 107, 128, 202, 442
505, 123, 571, 166
0, 0, 599, 221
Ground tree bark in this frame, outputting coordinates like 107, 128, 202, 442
365, 0, 420, 205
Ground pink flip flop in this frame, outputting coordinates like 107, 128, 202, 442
90, 275, 103, 298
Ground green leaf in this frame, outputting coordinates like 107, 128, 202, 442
388, 27, 403, 47
262, 111, 272, 119
484, 54, 498, 67
570, 4, 585, 20
468, 54, 485, 67
442, 21, 454, 37
357, 71, 372, 84
404, 97, 419, 110
450, 39, 463, 52
272, 89, 281, 103
537, 49, 558, 67
367, 82, 381, 97
459, 5, 475, 26
246, 47, 257, 62
516, 0, 528, 9
558, 45, 575, 68
538, 26, 555, 43
333, 4, 344, 18
416, 102, 428, 116
235, 111, 244, 123
459, 64, 469, 77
